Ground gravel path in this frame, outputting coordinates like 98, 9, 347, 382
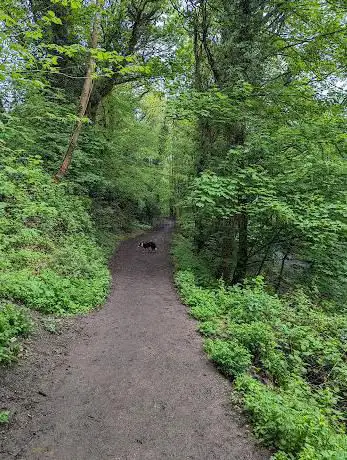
0, 222, 269, 460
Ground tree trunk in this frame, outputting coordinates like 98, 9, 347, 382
232, 212, 248, 284
256, 247, 270, 276
54, 2, 100, 181
220, 216, 238, 282
255, 230, 282, 276
193, 15, 203, 91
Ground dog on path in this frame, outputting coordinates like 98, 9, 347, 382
138, 241, 157, 252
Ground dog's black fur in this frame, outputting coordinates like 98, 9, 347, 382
138, 241, 157, 251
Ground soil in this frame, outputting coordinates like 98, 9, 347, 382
0, 221, 270, 460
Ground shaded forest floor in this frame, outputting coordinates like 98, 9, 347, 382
0, 223, 269, 459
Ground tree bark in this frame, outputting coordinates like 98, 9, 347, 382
193, 13, 203, 91
86, 1, 162, 120
201, 0, 221, 86
232, 212, 248, 284
256, 246, 270, 276
220, 216, 239, 282
54, 2, 100, 181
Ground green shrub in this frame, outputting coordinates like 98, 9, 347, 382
171, 234, 214, 285
0, 411, 10, 423
198, 319, 221, 336
0, 304, 32, 363
175, 271, 231, 321
173, 233, 347, 460
0, 151, 110, 315
174, 270, 198, 301
223, 284, 284, 324
204, 338, 252, 377
236, 375, 347, 460
228, 322, 289, 384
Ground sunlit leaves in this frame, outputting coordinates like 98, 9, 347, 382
51, 0, 83, 9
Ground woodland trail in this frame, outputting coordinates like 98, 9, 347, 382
0, 221, 269, 460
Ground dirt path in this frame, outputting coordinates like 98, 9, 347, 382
1, 222, 269, 460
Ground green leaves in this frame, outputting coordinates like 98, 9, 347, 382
0, 303, 32, 363
187, 164, 278, 219
188, 172, 237, 216
174, 256, 347, 459
0, 411, 10, 423
0, 111, 111, 315
205, 338, 252, 377
41, 10, 62, 25
51, 0, 82, 9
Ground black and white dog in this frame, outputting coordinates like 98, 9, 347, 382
138, 241, 157, 252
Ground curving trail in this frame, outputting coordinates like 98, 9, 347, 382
1, 221, 269, 460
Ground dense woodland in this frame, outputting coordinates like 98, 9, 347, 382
0, 0, 346, 458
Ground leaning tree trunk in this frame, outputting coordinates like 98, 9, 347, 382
54, 2, 100, 181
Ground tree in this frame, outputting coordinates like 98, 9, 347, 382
54, 0, 101, 181
171, 0, 346, 293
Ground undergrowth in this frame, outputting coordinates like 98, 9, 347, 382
172, 234, 347, 460
0, 150, 110, 316
0, 303, 32, 363
0, 92, 164, 364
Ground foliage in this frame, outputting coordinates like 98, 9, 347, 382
174, 85, 347, 297
171, 234, 214, 286
204, 338, 252, 377
1, 0, 346, 456
0, 81, 171, 317
236, 375, 347, 460
41, 316, 60, 334
0, 303, 32, 363
0, 411, 10, 423
174, 234, 347, 459
169, 0, 347, 300
0, 137, 110, 314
